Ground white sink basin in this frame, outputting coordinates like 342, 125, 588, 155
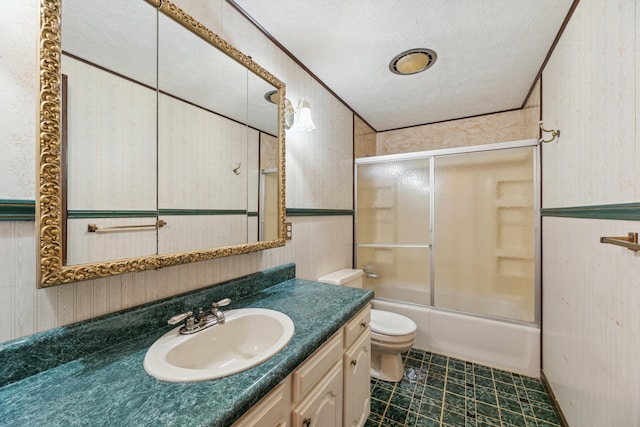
144, 308, 294, 382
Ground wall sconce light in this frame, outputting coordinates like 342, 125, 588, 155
284, 98, 316, 132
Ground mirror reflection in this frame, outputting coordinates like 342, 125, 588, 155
62, 0, 159, 265
58, 0, 281, 267
157, 11, 250, 254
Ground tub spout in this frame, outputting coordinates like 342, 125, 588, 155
363, 264, 380, 279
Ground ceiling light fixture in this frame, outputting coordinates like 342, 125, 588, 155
264, 90, 279, 104
389, 48, 437, 75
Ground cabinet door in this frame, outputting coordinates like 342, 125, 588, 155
292, 363, 343, 427
232, 381, 289, 427
343, 329, 371, 427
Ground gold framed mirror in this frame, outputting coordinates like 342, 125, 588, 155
37, 0, 286, 287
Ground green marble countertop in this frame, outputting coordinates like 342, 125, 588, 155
0, 277, 372, 426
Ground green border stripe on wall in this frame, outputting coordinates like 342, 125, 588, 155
286, 208, 354, 217
68, 209, 250, 218
541, 203, 640, 221
67, 210, 157, 219
0, 203, 254, 221
0, 199, 35, 221
5, 200, 637, 221
159, 209, 247, 216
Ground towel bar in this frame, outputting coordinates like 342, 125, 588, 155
600, 232, 640, 251
88, 220, 167, 233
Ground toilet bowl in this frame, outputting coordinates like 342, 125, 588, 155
317, 269, 417, 382
369, 309, 417, 382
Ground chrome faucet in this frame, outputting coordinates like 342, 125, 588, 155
363, 264, 380, 279
167, 298, 231, 335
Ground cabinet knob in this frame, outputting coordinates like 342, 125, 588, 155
360, 322, 367, 328
303, 417, 311, 427
351, 359, 357, 366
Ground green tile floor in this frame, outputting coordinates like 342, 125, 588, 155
366, 349, 562, 427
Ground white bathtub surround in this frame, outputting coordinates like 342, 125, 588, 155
372, 299, 540, 378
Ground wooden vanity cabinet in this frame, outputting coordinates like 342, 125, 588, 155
232, 381, 291, 427
342, 307, 371, 427
291, 362, 343, 427
233, 304, 371, 427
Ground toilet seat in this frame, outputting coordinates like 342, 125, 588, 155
371, 330, 416, 346
370, 309, 416, 336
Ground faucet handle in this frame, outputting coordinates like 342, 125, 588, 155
167, 311, 193, 325
212, 298, 231, 308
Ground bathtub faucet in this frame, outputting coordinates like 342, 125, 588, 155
362, 264, 380, 279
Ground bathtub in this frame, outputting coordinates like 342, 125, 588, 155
371, 298, 540, 377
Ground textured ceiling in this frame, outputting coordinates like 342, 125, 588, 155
231, 0, 574, 131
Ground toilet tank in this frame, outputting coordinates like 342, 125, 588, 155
317, 269, 364, 288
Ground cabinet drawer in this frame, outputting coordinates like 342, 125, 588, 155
293, 331, 343, 402
344, 305, 371, 349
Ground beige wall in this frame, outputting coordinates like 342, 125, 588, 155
0, 1, 354, 342
0, 1, 38, 199
540, 0, 640, 425
376, 80, 540, 155
354, 115, 376, 158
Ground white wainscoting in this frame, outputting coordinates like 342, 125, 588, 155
542, 217, 640, 426
0, 215, 354, 343
66, 218, 158, 265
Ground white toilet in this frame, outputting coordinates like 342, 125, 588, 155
317, 269, 417, 382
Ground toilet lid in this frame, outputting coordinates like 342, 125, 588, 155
370, 309, 417, 336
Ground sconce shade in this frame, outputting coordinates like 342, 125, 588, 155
283, 97, 316, 132
296, 98, 316, 132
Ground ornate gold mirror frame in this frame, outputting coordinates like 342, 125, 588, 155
37, 0, 286, 287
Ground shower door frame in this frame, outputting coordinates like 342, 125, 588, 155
354, 138, 541, 326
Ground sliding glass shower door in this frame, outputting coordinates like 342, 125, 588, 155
433, 147, 535, 322
355, 158, 431, 305
355, 142, 538, 324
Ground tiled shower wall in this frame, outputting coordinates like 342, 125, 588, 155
541, 0, 640, 425
0, 1, 354, 343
